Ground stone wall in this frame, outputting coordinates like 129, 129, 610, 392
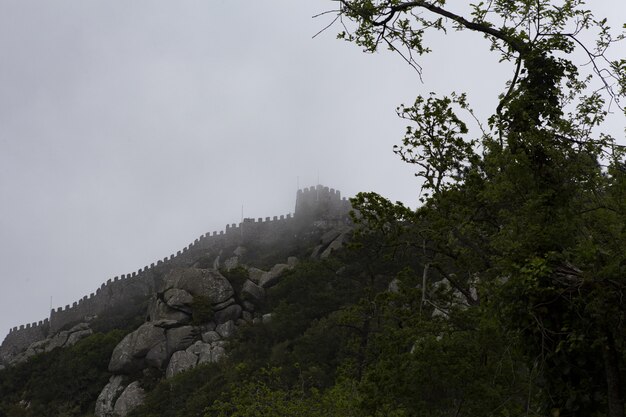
295, 185, 351, 222
0, 185, 351, 363
0, 319, 49, 363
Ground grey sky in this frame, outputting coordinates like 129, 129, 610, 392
0, 1, 624, 339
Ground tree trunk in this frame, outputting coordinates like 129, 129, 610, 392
602, 331, 624, 417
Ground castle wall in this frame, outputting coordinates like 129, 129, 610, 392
1, 185, 351, 363
0, 319, 49, 363
295, 185, 351, 221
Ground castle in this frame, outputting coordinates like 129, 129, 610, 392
0, 185, 351, 364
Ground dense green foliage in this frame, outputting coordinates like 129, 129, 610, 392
0, 330, 124, 417
126, 238, 534, 416
191, 296, 214, 325
329, 0, 626, 416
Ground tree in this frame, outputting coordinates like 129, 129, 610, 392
321, 1, 626, 416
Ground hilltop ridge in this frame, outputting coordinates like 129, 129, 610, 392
0, 185, 351, 368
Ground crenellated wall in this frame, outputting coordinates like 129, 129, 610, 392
1, 319, 49, 363
295, 185, 351, 222
0, 185, 351, 363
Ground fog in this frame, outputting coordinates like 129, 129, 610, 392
0, 1, 624, 339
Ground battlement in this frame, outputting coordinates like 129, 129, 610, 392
295, 184, 351, 221
8, 318, 49, 334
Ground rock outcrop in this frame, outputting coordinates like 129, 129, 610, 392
113, 382, 145, 417
95, 375, 127, 417
165, 350, 198, 379
163, 268, 234, 305
108, 324, 166, 374
5, 323, 93, 366
0, 184, 355, 417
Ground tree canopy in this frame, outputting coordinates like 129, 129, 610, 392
318, 1, 626, 416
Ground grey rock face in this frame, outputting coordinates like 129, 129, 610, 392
247, 267, 266, 284
145, 341, 168, 369
163, 268, 234, 304
95, 375, 127, 417
163, 288, 194, 313
216, 320, 236, 338
148, 298, 190, 323
259, 264, 291, 288
132, 324, 166, 357
210, 344, 227, 363
186, 340, 211, 356
241, 280, 265, 304
214, 304, 242, 324
186, 341, 226, 365
45, 331, 70, 352
166, 350, 198, 379
69, 322, 90, 332
113, 381, 145, 417
212, 297, 235, 311
152, 319, 183, 329
310, 244, 324, 259
201, 321, 216, 332
320, 228, 345, 246
201, 331, 221, 344
109, 324, 166, 374
66, 329, 93, 346
223, 256, 239, 271
321, 231, 350, 259
166, 326, 198, 355
188, 342, 212, 365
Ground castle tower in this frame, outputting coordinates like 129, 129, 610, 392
294, 185, 350, 222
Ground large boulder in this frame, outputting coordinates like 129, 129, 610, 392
201, 331, 221, 344
66, 329, 93, 346
247, 267, 266, 284
241, 280, 265, 304
132, 324, 166, 357
187, 341, 226, 365
210, 343, 227, 363
259, 264, 291, 288
166, 350, 198, 379
166, 326, 198, 355
212, 297, 235, 311
95, 375, 127, 417
214, 304, 242, 324
223, 256, 239, 271
187, 341, 212, 364
148, 298, 191, 324
109, 324, 166, 374
163, 288, 194, 313
113, 381, 145, 417
163, 268, 234, 305
45, 331, 70, 352
321, 231, 350, 259
145, 341, 168, 369
216, 321, 236, 339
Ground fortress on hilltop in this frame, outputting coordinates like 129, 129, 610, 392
0, 185, 351, 364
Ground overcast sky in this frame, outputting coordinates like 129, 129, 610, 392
0, 1, 624, 340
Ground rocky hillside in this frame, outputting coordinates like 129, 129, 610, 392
0, 185, 357, 417
0, 187, 518, 417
